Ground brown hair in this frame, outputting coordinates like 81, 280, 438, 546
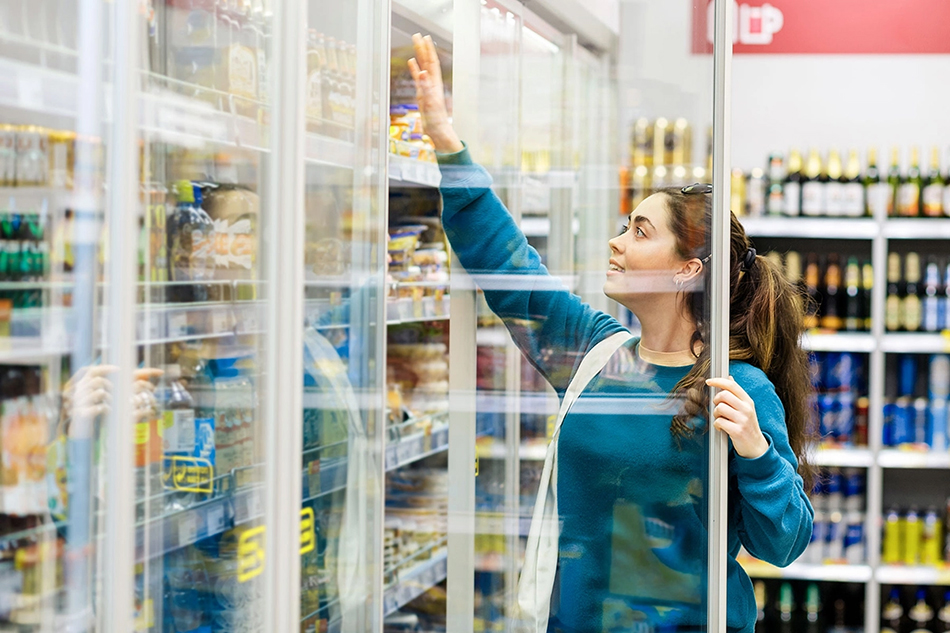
658, 187, 817, 490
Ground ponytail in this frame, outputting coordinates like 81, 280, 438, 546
660, 188, 817, 491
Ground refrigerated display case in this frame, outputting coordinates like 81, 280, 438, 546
0, 0, 751, 631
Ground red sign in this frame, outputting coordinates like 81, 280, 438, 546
692, 0, 950, 54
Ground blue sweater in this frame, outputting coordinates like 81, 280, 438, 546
437, 148, 814, 633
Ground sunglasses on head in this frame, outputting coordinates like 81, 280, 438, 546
681, 183, 713, 194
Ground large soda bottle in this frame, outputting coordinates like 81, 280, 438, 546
168, 181, 215, 302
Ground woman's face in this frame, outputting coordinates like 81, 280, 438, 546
603, 193, 690, 309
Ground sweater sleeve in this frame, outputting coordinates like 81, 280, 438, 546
437, 146, 625, 395
730, 371, 814, 567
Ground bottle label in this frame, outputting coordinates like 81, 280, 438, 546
767, 187, 784, 215
843, 182, 865, 216
783, 182, 801, 216
228, 44, 258, 100
924, 297, 941, 332
306, 71, 323, 119
825, 182, 844, 216
903, 296, 923, 331
886, 295, 902, 331
898, 183, 921, 216
868, 182, 891, 217
923, 183, 944, 216
164, 409, 196, 453
801, 182, 824, 216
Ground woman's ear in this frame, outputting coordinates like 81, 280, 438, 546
673, 258, 705, 287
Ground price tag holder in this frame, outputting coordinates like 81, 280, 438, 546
168, 312, 188, 339
207, 504, 227, 535
178, 513, 197, 547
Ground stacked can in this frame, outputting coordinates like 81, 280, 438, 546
808, 468, 866, 564
882, 504, 945, 566
811, 352, 868, 446
882, 354, 950, 450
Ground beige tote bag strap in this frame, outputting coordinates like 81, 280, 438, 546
515, 330, 633, 632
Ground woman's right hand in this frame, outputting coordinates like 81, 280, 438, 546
408, 33, 464, 154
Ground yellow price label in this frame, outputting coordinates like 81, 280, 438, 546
475, 454, 479, 477
163, 456, 214, 493
300, 508, 316, 555
134, 422, 150, 444
237, 526, 266, 583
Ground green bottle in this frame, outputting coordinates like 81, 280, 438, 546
887, 146, 902, 217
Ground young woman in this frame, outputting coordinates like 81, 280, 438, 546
408, 34, 814, 633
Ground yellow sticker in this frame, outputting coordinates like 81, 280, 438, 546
237, 526, 266, 583
135, 422, 150, 444
300, 507, 316, 555
163, 456, 214, 493
475, 454, 479, 477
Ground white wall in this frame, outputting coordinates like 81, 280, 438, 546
618, 0, 950, 171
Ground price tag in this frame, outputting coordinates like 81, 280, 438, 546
207, 504, 226, 534
385, 445, 397, 470
243, 305, 260, 333
248, 491, 263, 518
942, 330, 950, 353
300, 507, 316, 555
168, 312, 188, 339
475, 455, 479, 477
17, 73, 42, 111
233, 495, 249, 523
237, 526, 266, 582
178, 513, 197, 547
212, 309, 231, 334
396, 440, 415, 465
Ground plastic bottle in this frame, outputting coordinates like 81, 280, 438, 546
168, 181, 215, 302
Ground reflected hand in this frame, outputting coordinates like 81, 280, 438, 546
132, 368, 164, 423
63, 365, 118, 422
408, 33, 463, 154
706, 376, 769, 459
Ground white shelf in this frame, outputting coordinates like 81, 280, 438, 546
740, 559, 872, 583
740, 217, 878, 239
304, 133, 357, 169
802, 332, 876, 352
0, 336, 70, 365
386, 424, 450, 472
813, 448, 874, 468
0, 57, 78, 118
520, 216, 581, 237
881, 332, 950, 354
878, 449, 950, 469
389, 155, 442, 188
383, 548, 448, 616
476, 327, 511, 347
476, 440, 547, 461
883, 219, 950, 240
877, 565, 950, 586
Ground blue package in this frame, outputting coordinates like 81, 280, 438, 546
195, 416, 215, 466
836, 391, 855, 444
914, 398, 929, 446
882, 399, 896, 446
899, 355, 918, 397
891, 397, 914, 445
819, 393, 837, 440
930, 399, 949, 452
823, 353, 842, 391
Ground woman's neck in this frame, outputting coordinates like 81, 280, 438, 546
635, 307, 697, 355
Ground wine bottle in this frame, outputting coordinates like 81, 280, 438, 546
886, 252, 902, 332
821, 253, 844, 330
803, 253, 822, 330
803, 583, 822, 633
767, 153, 786, 216
887, 146, 902, 217
825, 148, 844, 216
801, 148, 825, 216
784, 149, 803, 217
909, 588, 934, 633
844, 256, 863, 331
924, 256, 942, 332
754, 581, 768, 633
843, 148, 864, 217
777, 582, 795, 633
862, 262, 874, 332
865, 147, 886, 218
898, 146, 923, 217
923, 145, 945, 217
935, 589, 950, 632
903, 252, 923, 332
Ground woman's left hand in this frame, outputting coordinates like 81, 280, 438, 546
706, 376, 770, 459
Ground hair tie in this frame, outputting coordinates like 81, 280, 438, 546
741, 247, 757, 271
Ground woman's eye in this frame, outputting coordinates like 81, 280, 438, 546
636, 227, 645, 237
618, 223, 629, 236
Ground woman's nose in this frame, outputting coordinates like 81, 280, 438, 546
608, 236, 622, 254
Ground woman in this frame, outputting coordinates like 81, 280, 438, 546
408, 34, 814, 633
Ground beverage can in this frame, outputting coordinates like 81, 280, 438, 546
904, 507, 922, 565
892, 396, 914, 445
48, 130, 75, 189
855, 396, 869, 445
819, 393, 838, 441
14, 126, 49, 187
914, 397, 930, 446
823, 352, 842, 390
883, 507, 902, 564
807, 510, 827, 564
826, 510, 845, 562
883, 398, 897, 446
836, 391, 855, 444
0, 125, 16, 186
825, 468, 843, 511
922, 507, 942, 566
843, 468, 865, 512
931, 355, 950, 400
843, 511, 865, 564
900, 355, 919, 397
931, 400, 949, 453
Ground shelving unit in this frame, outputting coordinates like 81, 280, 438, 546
739, 210, 950, 632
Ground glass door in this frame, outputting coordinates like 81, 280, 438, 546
299, 0, 389, 631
